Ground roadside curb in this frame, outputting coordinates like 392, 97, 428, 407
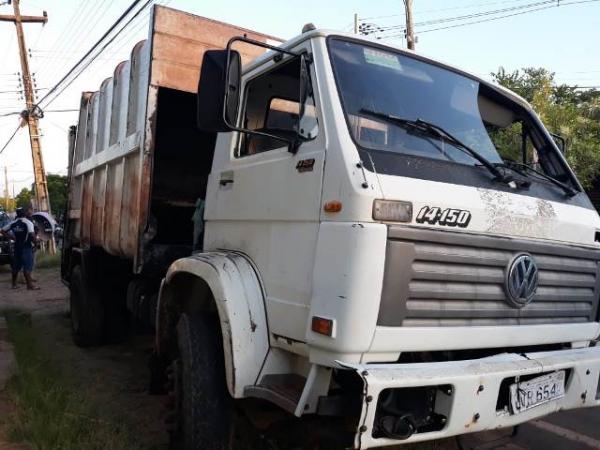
0, 318, 15, 391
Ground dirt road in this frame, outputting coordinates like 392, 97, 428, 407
0, 266, 599, 450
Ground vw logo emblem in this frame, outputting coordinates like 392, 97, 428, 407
505, 253, 539, 308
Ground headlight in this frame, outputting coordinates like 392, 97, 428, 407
372, 199, 413, 222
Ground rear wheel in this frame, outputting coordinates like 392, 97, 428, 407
69, 265, 104, 347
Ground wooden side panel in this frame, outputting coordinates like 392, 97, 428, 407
150, 6, 281, 93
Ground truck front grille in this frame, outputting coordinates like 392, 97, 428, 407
378, 227, 600, 327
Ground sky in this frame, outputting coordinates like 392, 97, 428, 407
0, 0, 599, 197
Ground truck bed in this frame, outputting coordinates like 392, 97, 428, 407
64, 5, 279, 275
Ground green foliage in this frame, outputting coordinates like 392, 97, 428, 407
3, 312, 141, 450
13, 173, 68, 218
46, 174, 68, 220
15, 188, 32, 209
492, 67, 600, 188
35, 250, 62, 269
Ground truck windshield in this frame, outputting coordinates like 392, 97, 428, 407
327, 38, 577, 196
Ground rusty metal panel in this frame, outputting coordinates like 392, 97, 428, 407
80, 172, 94, 248
95, 78, 112, 155
104, 159, 125, 255
90, 165, 106, 246
68, 5, 282, 271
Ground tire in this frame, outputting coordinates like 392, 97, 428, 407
69, 265, 104, 347
170, 313, 235, 450
104, 296, 130, 344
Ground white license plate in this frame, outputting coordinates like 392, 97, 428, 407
509, 370, 566, 414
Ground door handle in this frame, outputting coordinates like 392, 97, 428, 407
219, 170, 234, 187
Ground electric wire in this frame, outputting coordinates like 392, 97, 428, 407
373, 0, 600, 38
417, 0, 600, 35
360, 0, 540, 20
37, 0, 153, 108
32, 0, 94, 79
374, 0, 560, 32
38, 0, 117, 86
42, 0, 172, 113
0, 125, 21, 155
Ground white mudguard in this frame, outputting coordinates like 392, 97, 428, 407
163, 251, 269, 398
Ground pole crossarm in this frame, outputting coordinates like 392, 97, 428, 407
0, 0, 53, 228
0, 13, 47, 23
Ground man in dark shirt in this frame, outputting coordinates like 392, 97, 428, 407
1, 207, 39, 290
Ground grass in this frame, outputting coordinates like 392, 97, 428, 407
2, 312, 142, 450
34, 250, 61, 269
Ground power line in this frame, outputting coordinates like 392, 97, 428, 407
375, 0, 600, 38
0, 87, 48, 94
375, 0, 559, 32
37, 0, 153, 107
0, 125, 21, 155
418, 0, 600, 34
32, 0, 94, 79
360, 0, 538, 20
41, 0, 117, 83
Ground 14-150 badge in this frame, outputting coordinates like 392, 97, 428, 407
416, 206, 472, 228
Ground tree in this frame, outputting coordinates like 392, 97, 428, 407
46, 173, 68, 221
492, 67, 600, 188
15, 187, 33, 209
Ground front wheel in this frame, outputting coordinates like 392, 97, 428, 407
170, 313, 241, 449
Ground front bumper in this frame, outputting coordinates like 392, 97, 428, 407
342, 346, 600, 449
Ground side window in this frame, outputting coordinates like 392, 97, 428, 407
238, 56, 318, 157
487, 121, 545, 171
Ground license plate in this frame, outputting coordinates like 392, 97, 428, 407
509, 371, 566, 414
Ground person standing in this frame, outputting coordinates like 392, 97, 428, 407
1, 207, 39, 290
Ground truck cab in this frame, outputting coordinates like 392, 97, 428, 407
62, 8, 600, 448
188, 29, 600, 448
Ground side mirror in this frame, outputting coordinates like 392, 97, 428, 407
197, 49, 241, 132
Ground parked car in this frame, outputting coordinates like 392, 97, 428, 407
0, 211, 12, 266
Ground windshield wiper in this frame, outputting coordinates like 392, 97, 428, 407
359, 108, 513, 186
502, 160, 578, 197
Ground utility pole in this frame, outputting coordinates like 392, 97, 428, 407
0, 0, 51, 215
3, 166, 8, 211
354, 13, 359, 34
404, 0, 416, 50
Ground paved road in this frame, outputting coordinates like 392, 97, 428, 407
453, 406, 600, 449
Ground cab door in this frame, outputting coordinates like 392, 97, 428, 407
204, 42, 325, 343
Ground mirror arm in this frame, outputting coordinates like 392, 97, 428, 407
289, 138, 302, 155
226, 35, 301, 59
550, 132, 566, 154
222, 35, 304, 131
222, 36, 309, 156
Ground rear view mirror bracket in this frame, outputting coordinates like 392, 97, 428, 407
196, 35, 309, 155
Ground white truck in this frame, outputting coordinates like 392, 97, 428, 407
62, 6, 600, 449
